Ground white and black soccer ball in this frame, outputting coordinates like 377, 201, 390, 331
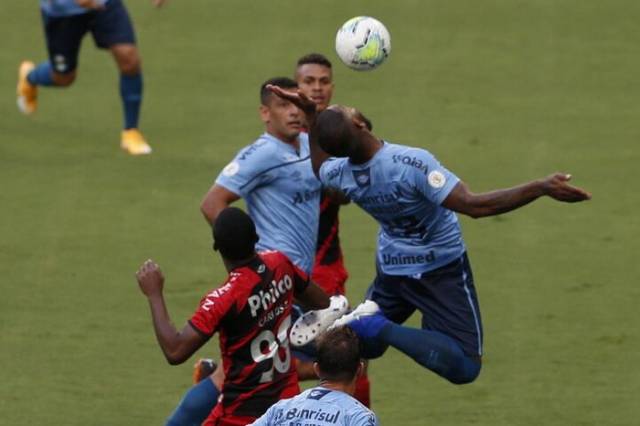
335, 16, 391, 71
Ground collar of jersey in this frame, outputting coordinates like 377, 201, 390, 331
262, 132, 305, 157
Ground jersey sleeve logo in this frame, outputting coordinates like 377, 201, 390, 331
222, 161, 240, 177
428, 170, 446, 188
352, 168, 371, 187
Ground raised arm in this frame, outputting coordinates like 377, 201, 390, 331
443, 173, 591, 219
200, 184, 241, 225
136, 260, 206, 365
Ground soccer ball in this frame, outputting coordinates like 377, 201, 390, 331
335, 16, 391, 71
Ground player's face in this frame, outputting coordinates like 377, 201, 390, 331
295, 64, 334, 112
261, 95, 303, 142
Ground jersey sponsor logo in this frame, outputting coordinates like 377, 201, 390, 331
278, 407, 341, 424
352, 168, 371, 187
359, 189, 402, 205
428, 170, 446, 188
222, 161, 240, 176
382, 251, 435, 265
238, 140, 267, 161
326, 165, 342, 181
392, 154, 429, 175
307, 389, 331, 400
201, 282, 233, 311
293, 188, 321, 205
248, 275, 294, 318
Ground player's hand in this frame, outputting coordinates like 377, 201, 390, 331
152, 0, 167, 8
75, 0, 106, 10
266, 85, 317, 115
541, 173, 592, 202
136, 259, 165, 297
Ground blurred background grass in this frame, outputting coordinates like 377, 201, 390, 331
1, 1, 639, 424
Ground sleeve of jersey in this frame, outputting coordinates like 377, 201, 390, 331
412, 149, 460, 205
351, 410, 379, 426
215, 140, 277, 198
318, 158, 344, 190
188, 284, 236, 338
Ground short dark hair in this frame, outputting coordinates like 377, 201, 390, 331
296, 53, 332, 69
260, 77, 298, 105
313, 109, 354, 156
316, 326, 361, 382
212, 207, 258, 261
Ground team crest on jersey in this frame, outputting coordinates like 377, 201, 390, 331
352, 168, 371, 187
222, 161, 240, 176
428, 170, 446, 188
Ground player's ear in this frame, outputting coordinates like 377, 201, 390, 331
312, 362, 321, 378
259, 104, 270, 124
352, 116, 367, 131
356, 361, 365, 378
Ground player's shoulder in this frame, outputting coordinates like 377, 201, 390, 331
383, 141, 436, 175
235, 134, 281, 163
320, 157, 348, 181
341, 395, 377, 425
258, 250, 291, 268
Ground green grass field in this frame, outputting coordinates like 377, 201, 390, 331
1, 1, 639, 424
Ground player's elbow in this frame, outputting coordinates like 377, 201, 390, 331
164, 351, 189, 366
200, 199, 216, 224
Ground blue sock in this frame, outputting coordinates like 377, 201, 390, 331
27, 62, 55, 86
165, 378, 219, 426
378, 323, 481, 384
120, 73, 142, 130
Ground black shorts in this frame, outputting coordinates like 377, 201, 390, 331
366, 252, 483, 357
42, 0, 136, 74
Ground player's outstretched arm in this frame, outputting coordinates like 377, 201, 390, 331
136, 260, 206, 365
443, 173, 591, 219
200, 184, 241, 225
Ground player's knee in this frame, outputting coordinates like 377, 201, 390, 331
52, 71, 76, 87
447, 357, 482, 385
360, 340, 389, 360
113, 45, 141, 75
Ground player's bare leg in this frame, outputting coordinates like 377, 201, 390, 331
111, 43, 151, 155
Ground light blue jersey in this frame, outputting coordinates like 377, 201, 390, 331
216, 132, 321, 274
319, 142, 465, 275
40, 0, 107, 17
249, 387, 378, 426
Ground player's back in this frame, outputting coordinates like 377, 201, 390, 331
251, 386, 378, 426
189, 251, 310, 422
319, 141, 465, 275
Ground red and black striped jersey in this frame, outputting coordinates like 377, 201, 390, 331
315, 193, 343, 266
189, 251, 309, 419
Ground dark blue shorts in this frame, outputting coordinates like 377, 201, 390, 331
367, 252, 483, 357
42, 0, 136, 74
